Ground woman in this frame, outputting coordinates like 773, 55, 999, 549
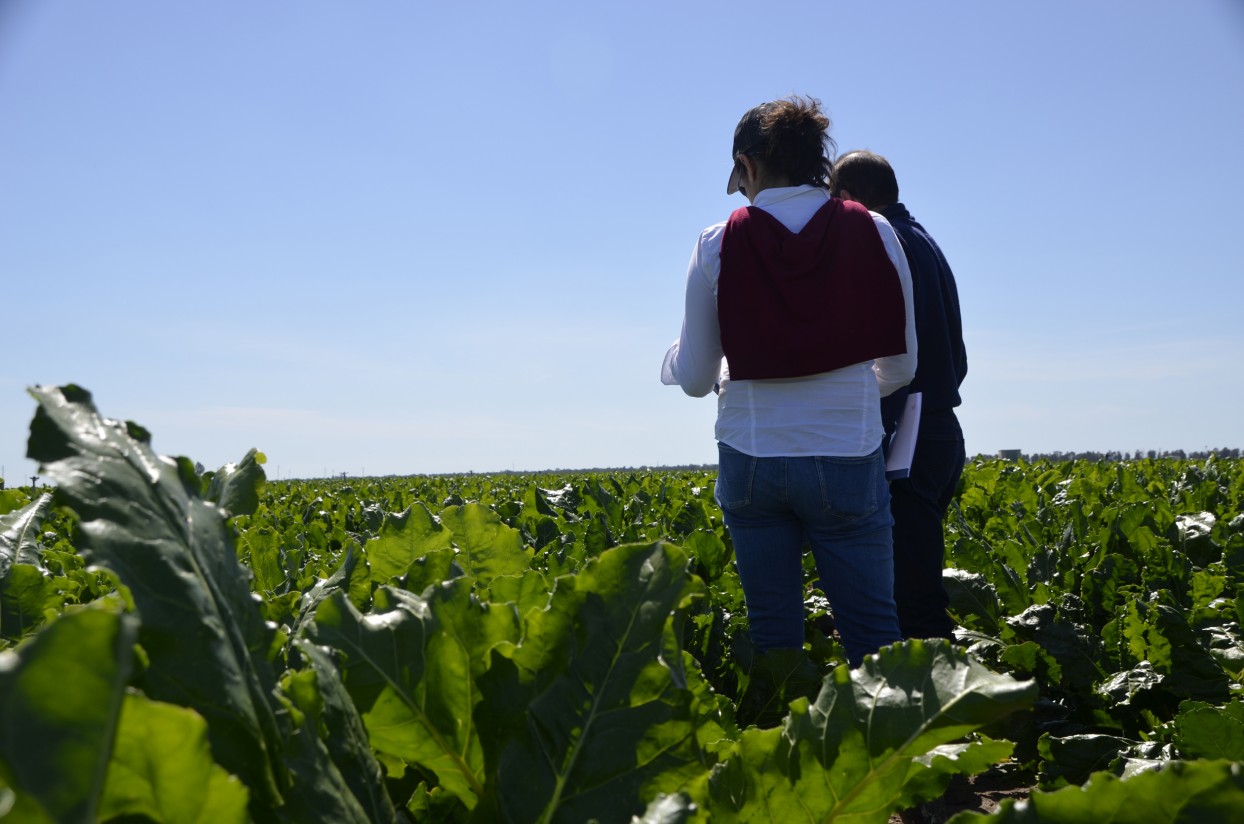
661, 96, 916, 666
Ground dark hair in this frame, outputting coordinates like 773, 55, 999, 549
829, 150, 899, 210
734, 96, 835, 188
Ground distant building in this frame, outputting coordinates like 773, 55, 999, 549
998, 449, 1022, 461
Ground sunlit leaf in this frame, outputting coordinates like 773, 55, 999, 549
706, 640, 1037, 823
0, 601, 136, 823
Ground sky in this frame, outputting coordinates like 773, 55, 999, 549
1, 0, 1242, 480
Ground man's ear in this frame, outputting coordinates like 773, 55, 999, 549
837, 188, 856, 203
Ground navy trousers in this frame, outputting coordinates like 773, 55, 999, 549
889, 409, 964, 640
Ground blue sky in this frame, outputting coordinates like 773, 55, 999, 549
2, 0, 1242, 480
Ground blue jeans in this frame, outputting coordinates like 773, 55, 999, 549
715, 442, 902, 667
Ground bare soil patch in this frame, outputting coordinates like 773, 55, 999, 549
888, 771, 1035, 823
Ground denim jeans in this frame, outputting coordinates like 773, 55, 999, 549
715, 442, 902, 666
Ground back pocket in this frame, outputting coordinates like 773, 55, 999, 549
715, 444, 756, 511
814, 452, 881, 522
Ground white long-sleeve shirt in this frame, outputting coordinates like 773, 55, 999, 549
661, 185, 917, 457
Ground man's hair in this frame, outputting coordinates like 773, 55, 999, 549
737, 96, 836, 188
830, 150, 900, 210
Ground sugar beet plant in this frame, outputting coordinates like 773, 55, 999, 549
0, 385, 1241, 822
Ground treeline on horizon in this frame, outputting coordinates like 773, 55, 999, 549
1004, 446, 1242, 463
4, 451, 1242, 490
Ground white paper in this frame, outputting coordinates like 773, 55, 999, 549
885, 391, 922, 480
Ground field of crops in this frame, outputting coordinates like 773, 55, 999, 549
2, 385, 1243, 823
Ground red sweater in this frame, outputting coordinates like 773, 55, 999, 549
717, 198, 907, 380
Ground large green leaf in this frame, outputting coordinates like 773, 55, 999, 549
291, 544, 363, 640
1101, 600, 1231, 702
947, 759, 1244, 823
98, 692, 250, 823
0, 493, 50, 573
486, 569, 552, 616
239, 526, 288, 595
305, 576, 522, 810
1036, 733, 1140, 787
943, 568, 1002, 635
0, 489, 31, 517
440, 503, 533, 583
683, 529, 731, 583
476, 540, 708, 824
0, 564, 51, 644
289, 641, 399, 823
0, 600, 136, 824
24, 385, 379, 823
273, 650, 393, 824
705, 640, 1037, 823
363, 503, 453, 585
205, 448, 267, 517
26, 385, 288, 813
1173, 699, 1244, 761
0, 494, 55, 641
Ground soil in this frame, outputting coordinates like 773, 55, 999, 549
887, 771, 1036, 824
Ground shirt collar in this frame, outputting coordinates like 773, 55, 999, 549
751, 184, 828, 208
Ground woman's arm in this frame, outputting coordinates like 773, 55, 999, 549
661, 229, 725, 397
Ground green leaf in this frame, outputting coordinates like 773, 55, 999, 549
1095, 663, 1165, 710
1081, 554, 1139, 624
1173, 699, 1244, 760
24, 385, 375, 823
25, 385, 289, 812
901, 737, 1016, 807
1037, 733, 1137, 787
0, 564, 52, 643
670, 500, 712, 538
440, 503, 532, 583
477, 540, 708, 824
735, 648, 824, 730
706, 640, 1037, 823
291, 544, 363, 639
305, 577, 522, 810
1175, 511, 1220, 567
0, 600, 136, 824
239, 526, 288, 595
0, 489, 31, 517
363, 503, 453, 585
1190, 569, 1227, 620
517, 485, 562, 551
683, 529, 731, 583
407, 782, 468, 823
292, 642, 398, 823
99, 692, 250, 823
0, 494, 57, 641
1007, 602, 1105, 693
0, 493, 51, 573
947, 759, 1244, 823
944, 568, 1001, 635
206, 448, 268, 517
1105, 600, 1231, 702
486, 569, 552, 616
276, 645, 396, 824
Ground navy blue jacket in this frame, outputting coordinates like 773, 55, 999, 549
879, 202, 967, 439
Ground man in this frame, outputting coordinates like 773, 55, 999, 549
831, 150, 968, 640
